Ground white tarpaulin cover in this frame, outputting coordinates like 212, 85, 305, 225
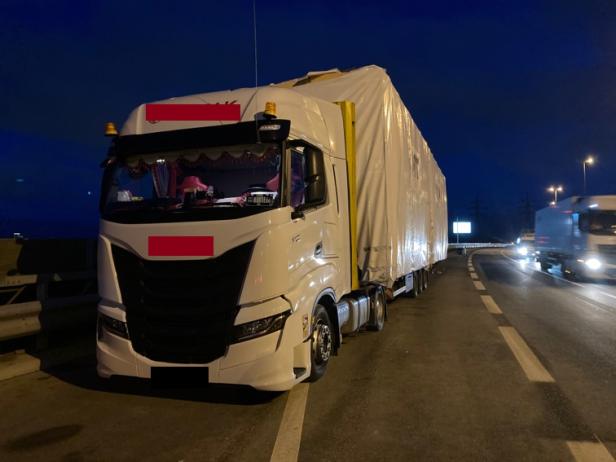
281, 65, 448, 286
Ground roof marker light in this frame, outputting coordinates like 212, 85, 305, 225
264, 101, 277, 118
105, 122, 118, 137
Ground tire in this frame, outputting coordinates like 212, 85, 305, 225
308, 304, 334, 382
417, 270, 424, 295
540, 260, 551, 271
367, 287, 386, 331
562, 260, 575, 279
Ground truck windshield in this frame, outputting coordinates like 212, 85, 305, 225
580, 210, 616, 235
101, 143, 282, 223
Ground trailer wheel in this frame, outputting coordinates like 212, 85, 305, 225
417, 270, 424, 294
408, 271, 419, 298
367, 287, 386, 331
308, 304, 333, 382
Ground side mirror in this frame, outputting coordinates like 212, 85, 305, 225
304, 147, 326, 206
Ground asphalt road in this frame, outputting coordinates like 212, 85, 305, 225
473, 248, 616, 460
0, 251, 614, 461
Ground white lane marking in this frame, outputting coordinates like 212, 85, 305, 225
473, 280, 486, 291
499, 251, 616, 301
498, 326, 555, 382
480, 295, 503, 314
470, 272, 479, 280
270, 383, 310, 462
566, 440, 615, 462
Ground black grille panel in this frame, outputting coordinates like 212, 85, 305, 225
112, 241, 254, 364
599, 245, 616, 264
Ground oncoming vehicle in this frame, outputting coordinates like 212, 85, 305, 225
535, 195, 616, 280
515, 232, 535, 258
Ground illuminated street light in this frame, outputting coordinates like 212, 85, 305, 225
583, 155, 595, 195
547, 185, 563, 204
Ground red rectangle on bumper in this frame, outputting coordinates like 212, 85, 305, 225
145, 104, 241, 121
148, 236, 214, 257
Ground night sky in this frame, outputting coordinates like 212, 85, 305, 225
1, 0, 615, 240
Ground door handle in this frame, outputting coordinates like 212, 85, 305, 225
314, 242, 323, 258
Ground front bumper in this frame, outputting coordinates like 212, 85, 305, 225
96, 303, 310, 391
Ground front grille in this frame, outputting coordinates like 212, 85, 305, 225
598, 245, 616, 264
112, 241, 254, 364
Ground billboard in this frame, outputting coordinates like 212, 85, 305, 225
453, 221, 472, 234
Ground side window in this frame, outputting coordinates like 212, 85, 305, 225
288, 141, 326, 210
290, 149, 306, 208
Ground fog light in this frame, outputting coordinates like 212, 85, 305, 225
98, 313, 129, 339
585, 258, 602, 271
233, 311, 290, 343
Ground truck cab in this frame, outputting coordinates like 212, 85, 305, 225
535, 196, 616, 280
96, 87, 371, 391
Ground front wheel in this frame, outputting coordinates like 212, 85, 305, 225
540, 260, 551, 271
308, 305, 334, 382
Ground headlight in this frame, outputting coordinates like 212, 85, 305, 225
517, 246, 528, 256
232, 311, 290, 343
585, 258, 602, 271
98, 313, 129, 339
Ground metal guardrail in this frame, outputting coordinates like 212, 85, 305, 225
448, 243, 512, 249
0, 270, 98, 341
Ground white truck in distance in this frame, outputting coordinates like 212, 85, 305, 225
97, 65, 448, 391
535, 195, 616, 280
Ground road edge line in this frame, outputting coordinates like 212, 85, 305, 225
270, 383, 310, 462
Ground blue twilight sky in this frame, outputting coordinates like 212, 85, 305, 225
1, 0, 615, 239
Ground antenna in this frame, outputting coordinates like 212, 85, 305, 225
253, 0, 258, 88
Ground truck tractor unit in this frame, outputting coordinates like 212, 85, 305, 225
96, 65, 448, 391
535, 195, 616, 280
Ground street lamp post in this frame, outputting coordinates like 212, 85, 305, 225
547, 185, 563, 205
583, 156, 594, 195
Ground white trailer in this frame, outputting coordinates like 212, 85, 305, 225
96, 65, 448, 391
535, 195, 616, 280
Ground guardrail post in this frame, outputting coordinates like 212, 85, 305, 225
35, 275, 50, 351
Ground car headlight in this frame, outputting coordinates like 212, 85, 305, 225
585, 258, 602, 271
232, 311, 290, 343
517, 246, 528, 256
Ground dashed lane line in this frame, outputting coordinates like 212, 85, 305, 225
498, 326, 555, 383
480, 295, 503, 314
476, 250, 615, 461
473, 280, 486, 291
270, 383, 310, 462
566, 440, 615, 462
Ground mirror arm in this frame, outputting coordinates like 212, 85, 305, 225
291, 210, 305, 220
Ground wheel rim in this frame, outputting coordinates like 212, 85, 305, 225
312, 320, 332, 365
374, 293, 384, 324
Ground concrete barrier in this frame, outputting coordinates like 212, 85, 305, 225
0, 238, 98, 380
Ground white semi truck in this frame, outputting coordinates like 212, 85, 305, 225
96, 65, 448, 391
535, 195, 616, 280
